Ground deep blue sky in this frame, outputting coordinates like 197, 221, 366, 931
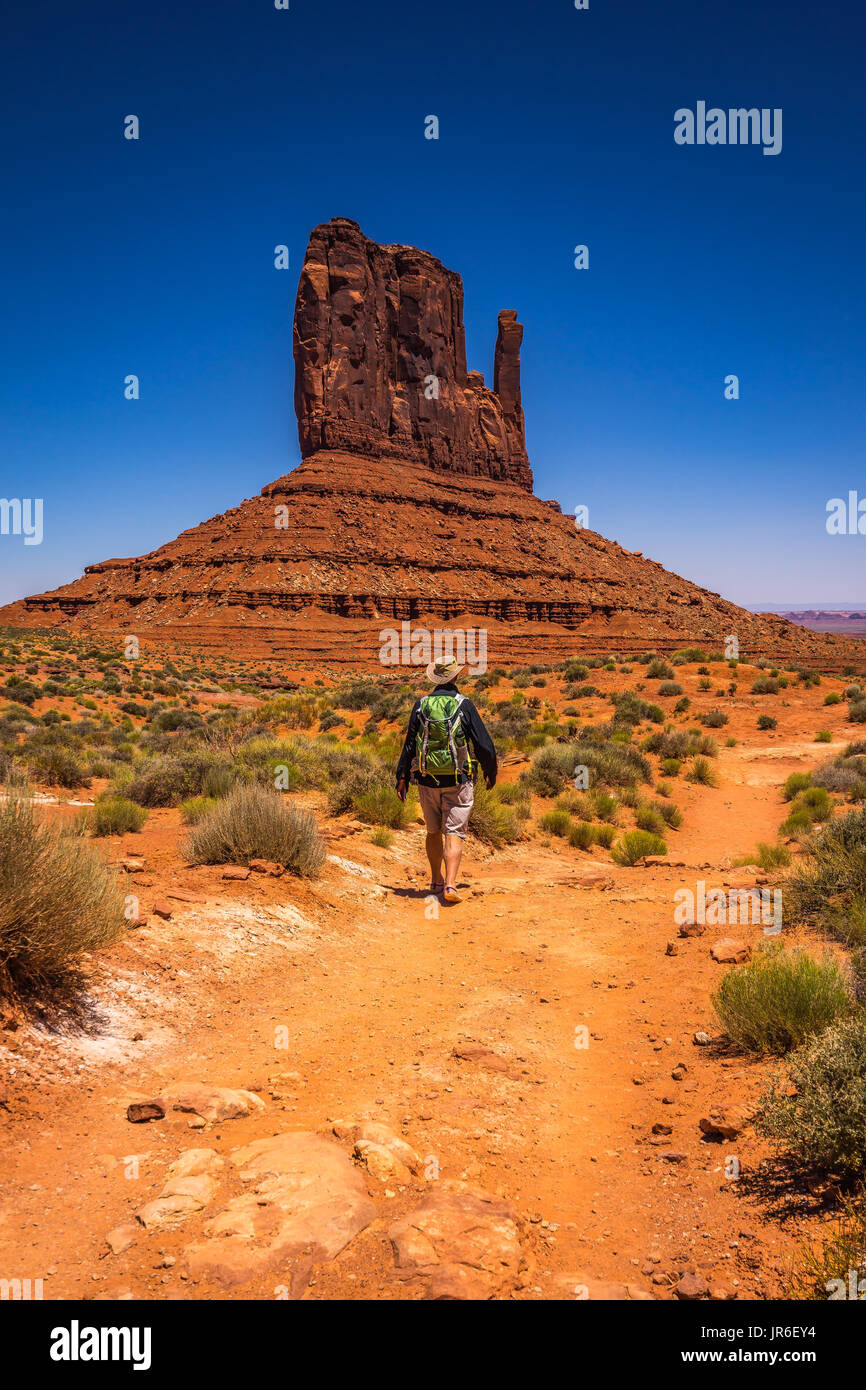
2, 0, 865, 609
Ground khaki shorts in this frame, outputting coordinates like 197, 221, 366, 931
417, 781, 474, 838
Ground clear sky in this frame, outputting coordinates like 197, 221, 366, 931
2, 0, 864, 609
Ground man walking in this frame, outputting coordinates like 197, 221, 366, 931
395, 655, 497, 904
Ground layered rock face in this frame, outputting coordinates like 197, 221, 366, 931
0, 218, 861, 669
293, 218, 532, 489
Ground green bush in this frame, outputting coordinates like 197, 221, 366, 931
594, 823, 616, 849
660, 758, 682, 777
825, 692, 842, 706
369, 826, 393, 848
757, 714, 777, 731
538, 809, 572, 838
713, 945, 851, 1055
787, 809, 866, 944
92, 796, 148, 836
658, 681, 683, 697
468, 782, 519, 848
686, 756, 719, 787
849, 700, 866, 724
29, 744, 92, 789
180, 795, 218, 825
783, 772, 813, 801
635, 803, 665, 835
758, 1013, 866, 1176
753, 677, 780, 694
568, 820, 596, 850
184, 783, 325, 878
611, 830, 667, 866
701, 709, 728, 728
353, 786, 412, 829
782, 806, 815, 836
815, 730, 833, 743
0, 793, 127, 986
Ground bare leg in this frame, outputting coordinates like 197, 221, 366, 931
443, 834, 464, 892
425, 831, 444, 888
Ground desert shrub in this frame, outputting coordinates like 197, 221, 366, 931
610, 692, 664, 727
538, 809, 572, 838
655, 799, 683, 829
184, 784, 325, 877
660, 757, 682, 777
700, 709, 728, 728
180, 795, 218, 825
671, 647, 710, 664
848, 701, 866, 724
369, 826, 393, 848
594, 823, 616, 849
635, 803, 665, 835
28, 744, 92, 789
92, 796, 148, 836
522, 739, 649, 798
786, 809, 866, 943
845, 685, 863, 701
757, 715, 778, 731
758, 1013, 866, 1176
556, 789, 590, 817
126, 750, 234, 807
713, 945, 851, 1055
657, 681, 683, 697
825, 692, 842, 706
782, 806, 816, 836
687, 756, 718, 787
752, 677, 779, 695
815, 730, 833, 743
796, 786, 833, 823
498, 782, 532, 816
353, 786, 411, 829
591, 790, 619, 822
120, 701, 148, 718
0, 793, 127, 986
467, 782, 519, 848
568, 821, 596, 850
647, 659, 674, 679
783, 772, 812, 801
611, 829, 667, 866
563, 660, 590, 683
756, 841, 791, 870
788, 1192, 866, 1300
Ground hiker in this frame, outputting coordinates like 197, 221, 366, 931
395, 656, 497, 904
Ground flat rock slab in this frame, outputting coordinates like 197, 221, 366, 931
184, 1131, 377, 1289
710, 938, 752, 964
126, 1099, 166, 1124
451, 1046, 523, 1082
389, 1182, 523, 1299
136, 1174, 217, 1230
557, 1273, 655, 1301
165, 1085, 265, 1124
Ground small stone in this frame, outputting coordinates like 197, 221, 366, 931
222, 866, 250, 881
710, 938, 751, 964
126, 1099, 166, 1124
661, 1150, 688, 1164
675, 1272, 710, 1300
152, 902, 173, 921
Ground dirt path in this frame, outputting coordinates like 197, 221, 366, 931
0, 739, 834, 1300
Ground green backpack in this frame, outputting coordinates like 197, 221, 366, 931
415, 692, 472, 782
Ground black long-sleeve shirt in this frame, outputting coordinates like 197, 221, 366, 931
395, 684, 498, 789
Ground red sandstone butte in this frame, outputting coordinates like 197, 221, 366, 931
0, 216, 861, 671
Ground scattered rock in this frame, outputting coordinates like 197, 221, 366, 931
165, 1084, 265, 1125
389, 1182, 523, 1299
699, 1107, 749, 1141
559, 1273, 655, 1300
709, 1283, 738, 1300
222, 866, 250, 881
249, 859, 285, 876
710, 938, 751, 964
678, 921, 707, 938
126, 1099, 166, 1124
105, 1223, 139, 1255
693, 1031, 711, 1045
152, 902, 173, 921
136, 1175, 217, 1230
184, 1131, 376, 1289
661, 1151, 688, 1164
167, 1148, 225, 1180
675, 1272, 710, 1300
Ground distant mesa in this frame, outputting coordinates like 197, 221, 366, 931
0, 217, 861, 669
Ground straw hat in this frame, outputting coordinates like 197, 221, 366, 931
425, 656, 464, 684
